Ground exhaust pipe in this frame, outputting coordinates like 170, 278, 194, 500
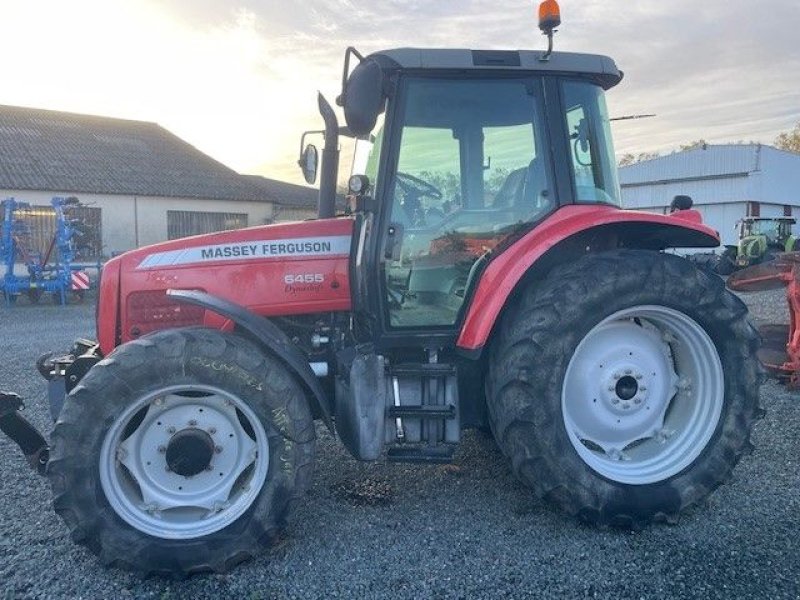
317, 93, 339, 220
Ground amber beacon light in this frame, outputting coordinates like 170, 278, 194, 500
538, 0, 561, 31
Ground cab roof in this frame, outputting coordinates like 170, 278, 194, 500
368, 48, 623, 90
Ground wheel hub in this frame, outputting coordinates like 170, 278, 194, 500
166, 428, 215, 477
615, 375, 638, 401
601, 366, 652, 415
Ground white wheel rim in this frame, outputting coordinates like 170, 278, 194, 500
99, 384, 270, 539
561, 305, 724, 485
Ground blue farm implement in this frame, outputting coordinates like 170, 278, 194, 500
0, 196, 90, 305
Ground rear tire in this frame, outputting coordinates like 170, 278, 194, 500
48, 328, 315, 574
487, 249, 762, 527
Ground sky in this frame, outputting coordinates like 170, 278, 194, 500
0, 0, 798, 186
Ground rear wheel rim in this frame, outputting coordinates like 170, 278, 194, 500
99, 384, 269, 539
561, 305, 724, 485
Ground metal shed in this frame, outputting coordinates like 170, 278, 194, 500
620, 144, 800, 245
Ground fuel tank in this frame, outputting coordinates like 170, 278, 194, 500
97, 218, 354, 353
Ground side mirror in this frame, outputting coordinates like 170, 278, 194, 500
299, 144, 318, 184
670, 195, 693, 212
343, 59, 385, 138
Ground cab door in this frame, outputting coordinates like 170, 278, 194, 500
371, 75, 555, 342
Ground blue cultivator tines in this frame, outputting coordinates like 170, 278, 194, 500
0, 196, 89, 306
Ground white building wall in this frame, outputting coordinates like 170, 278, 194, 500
1, 189, 275, 256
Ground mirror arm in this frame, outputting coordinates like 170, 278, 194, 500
299, 130, 324, 162
337, 47, 364, 107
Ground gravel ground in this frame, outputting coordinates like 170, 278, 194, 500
0, 290, 799, 600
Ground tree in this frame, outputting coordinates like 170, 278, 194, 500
775, 122, 800, 154
679, 139, 708, 152
618, 151, 659, 167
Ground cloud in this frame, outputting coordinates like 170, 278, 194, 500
1, 0, 797, 184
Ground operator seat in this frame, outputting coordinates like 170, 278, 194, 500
520, 157, 549, 214
492, 167, 527, 209
493, 157, 548, 217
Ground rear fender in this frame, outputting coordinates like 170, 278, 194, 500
456, 204, 719, 355
168, 289, 334, 432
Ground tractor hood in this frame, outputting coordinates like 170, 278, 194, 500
98, 218, 354, 351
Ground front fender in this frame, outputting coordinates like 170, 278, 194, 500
456, 204, 719, 353
168, 289, 334, 432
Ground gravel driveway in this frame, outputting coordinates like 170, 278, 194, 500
0, 290, 798, 599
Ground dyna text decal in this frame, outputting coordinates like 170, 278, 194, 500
137, 235, 351, 269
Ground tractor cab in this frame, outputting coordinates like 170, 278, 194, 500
738, 217, 795, 246
301, 46, 623, 343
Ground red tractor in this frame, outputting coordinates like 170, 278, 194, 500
3, 5, 761, 575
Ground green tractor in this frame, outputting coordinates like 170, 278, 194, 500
723, 217, 799, 272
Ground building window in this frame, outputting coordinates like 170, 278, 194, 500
167, 210, 248, 240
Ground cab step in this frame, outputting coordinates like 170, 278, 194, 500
386, 446, 455, 464
388, 363, 457, 377
387, 404, 456, 420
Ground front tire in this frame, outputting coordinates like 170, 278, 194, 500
48, 328, 315, 574
487, 250, 761, 527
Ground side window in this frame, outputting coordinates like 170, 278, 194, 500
562, 81, 621, 205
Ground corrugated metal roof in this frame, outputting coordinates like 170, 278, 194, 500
0, 104, 304, 206
619, 144, 765, 186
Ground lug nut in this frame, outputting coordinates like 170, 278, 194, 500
608, 386, 615, 392
611, 398, 619, 405
153, 397, 163, 406
188, 420, 198, 427
635, 374, 643, 380
215, 445, 223, 454
640, 386, 647, 392
634, 398, 642, 404
623, 403, 630, 410
158, 445, 166, 453
209, 428, 217, 435
167, 426, 176, 434
625, 369, 632, 375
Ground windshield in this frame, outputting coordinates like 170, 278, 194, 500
562, 80, 621, 205
743, 220, 790, 242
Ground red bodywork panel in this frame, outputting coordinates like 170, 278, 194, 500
455, 204, 719, 352
97, 218, 353, 355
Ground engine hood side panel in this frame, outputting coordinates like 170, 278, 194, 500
111, 218, 354, 345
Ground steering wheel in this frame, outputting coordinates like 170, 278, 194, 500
396, 172, 443, 200
395, 172, 443, 227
